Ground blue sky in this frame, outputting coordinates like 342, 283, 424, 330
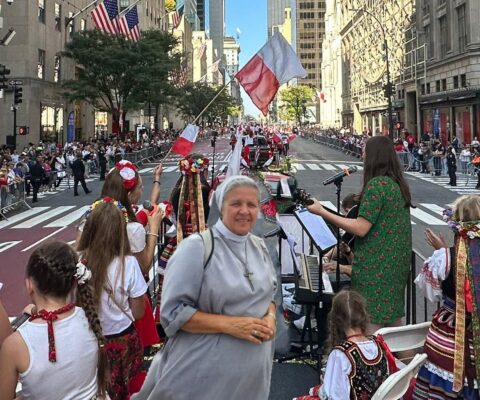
225, 0, 267, 118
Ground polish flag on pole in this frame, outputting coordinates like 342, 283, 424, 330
272, 132, 282, 143
171, 124, 199, 156
235, 32, 307, 116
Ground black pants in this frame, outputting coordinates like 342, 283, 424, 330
100, 163, 107, 180
448, 167, 456, 186
73, 176, 89, 195
32, 181, 41, 202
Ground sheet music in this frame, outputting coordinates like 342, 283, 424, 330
294, 208, 337, 251
277, 215, 311, 275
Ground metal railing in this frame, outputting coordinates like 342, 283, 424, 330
0, 181, 31, 220
122, 143, 172, 166
307, 134, 364, 158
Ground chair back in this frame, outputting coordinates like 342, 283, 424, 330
374, 321, 431, 353
372, 353, 427, 400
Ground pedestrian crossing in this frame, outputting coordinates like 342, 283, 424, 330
138, 162, 364, 175
0, 202, 455, 230
406, 170, 480, 195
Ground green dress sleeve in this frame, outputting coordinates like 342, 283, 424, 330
358, 176, 389, 225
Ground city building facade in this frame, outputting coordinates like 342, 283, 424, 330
410, 0, 480, 145
339, 0, 415, 135
208, 0, 224, 61
0, 0, 167, 147
267, 0, 291, 38
296, 0, 326, 123
223, 35, 242, 122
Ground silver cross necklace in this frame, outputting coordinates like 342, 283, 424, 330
218, 234, 254, 291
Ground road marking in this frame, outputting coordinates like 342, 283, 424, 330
45, 206, 90, 228
138, 167, 153, 174
0, 207, 50, 229
336, 164, 349, 170
14, 206, 75, 229
0, 241, 21, 253
420, 203, 445, 216
163, 166, 178, 173
293, 164, 305, 170
319, 163, 336, 171
320, 201, 337, 212
306, 163, 321, 170
410, 208, 447, 226
22, 227, 67, 252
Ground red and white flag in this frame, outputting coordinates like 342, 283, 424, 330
235, 32, 307, 116
171, 124, 199, 156
288, 134, 298, 142
118, 5, 141, 42
272, 132, 282, 143
91, 0, 120, 35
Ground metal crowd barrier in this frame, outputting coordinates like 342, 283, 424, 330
0, 181, 31, 220
406, 248, 438, 324
308, 134, 363, 158
122, 143, 172, 166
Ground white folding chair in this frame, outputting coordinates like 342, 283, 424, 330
372, 353, 427, 400
374, 321, 431, 353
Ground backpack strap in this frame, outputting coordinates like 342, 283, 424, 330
199, 229, 215, 269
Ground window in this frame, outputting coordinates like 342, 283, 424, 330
421, 84, 425, 95
38, 0, 45, 23
458, 5, 467, 52
119, 0, 129, 10
439, 16, 450, 57
424, 25, 433, 58
453, 75, 459, 88
461, 74, 467, 87
54, 56, 61, 83
426, 82, 431, 94
80, 19, 86, 31
442, 79, 446, 91
55, 3, 61, 31
436, 80, 440, 92
422, 0, 430, 16
146, 2, 149, 16
438, 0, 446, 5
38, 49, 45, 80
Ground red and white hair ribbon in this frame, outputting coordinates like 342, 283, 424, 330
115, 160, 138, 190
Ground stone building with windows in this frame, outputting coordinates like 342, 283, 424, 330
296, 0, 326, 123
0, 0, 166, 148
411, 0, 480, 145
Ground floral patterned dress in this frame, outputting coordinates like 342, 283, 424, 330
352, 176, 412, 324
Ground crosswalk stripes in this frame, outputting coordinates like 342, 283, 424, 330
0, 202, 452, 230
306, 163, 321, 170
406, 171, 480, 194
319, 163, 337, 171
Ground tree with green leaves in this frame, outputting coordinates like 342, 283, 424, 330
62, 29, 180, 136
278, 85, 314, 127
176, 82, 238, 125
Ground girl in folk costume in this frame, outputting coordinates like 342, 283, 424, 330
158, 154, 211, 270
413, 195, 480, 399
0, 241, 108, 400
77, 160, 165, 366
77, 199, 148, 400
294, 290, 392, 400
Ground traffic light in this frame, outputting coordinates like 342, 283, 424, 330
0, 64, 11, 89
383, 82, 394, 98
14, 86, 22, 104
18, 126, 28, 136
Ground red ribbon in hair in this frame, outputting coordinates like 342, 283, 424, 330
115, 161, 138, 191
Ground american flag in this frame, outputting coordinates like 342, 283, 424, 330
91, 0, 120, 34
196, 42, 206, 60
170, 58, 188, 88
172, 5, 184, 29
119, 5, 141, 41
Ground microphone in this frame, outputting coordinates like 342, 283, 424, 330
142, 200, 155, 212
322, 166, 358, 186
264, 227, 281, 238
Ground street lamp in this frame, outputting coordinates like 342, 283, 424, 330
349, 8, 394, 139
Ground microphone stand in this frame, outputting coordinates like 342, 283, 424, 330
333, 177, 343, 291
210, 133, 217, 186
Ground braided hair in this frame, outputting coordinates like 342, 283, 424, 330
26, 241, 109, 397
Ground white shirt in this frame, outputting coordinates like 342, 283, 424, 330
54, 156, 66, 171
99, 255, 147, 335
18, 308, 98, 400
128, 222, 147, 253
320, 340, 382, 400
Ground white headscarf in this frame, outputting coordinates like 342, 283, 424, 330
215, 175, 259, 213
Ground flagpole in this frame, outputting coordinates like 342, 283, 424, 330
160, 79, 232, 163
68, 0, 100, 25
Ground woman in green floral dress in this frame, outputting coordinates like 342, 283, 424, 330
307, 135, 412, 333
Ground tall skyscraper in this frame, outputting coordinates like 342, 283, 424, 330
267, 0, 291, 38
209, 0, 224, 61
197, 0, 205, 30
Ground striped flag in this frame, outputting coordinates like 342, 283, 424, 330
196, 42, 207, 59
172, 5, 184, 29
119, 5, 141, 41
91, 0, 120, 34
211, 59, 221, 73
170, 58, 188, 88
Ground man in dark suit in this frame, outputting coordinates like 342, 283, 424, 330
71, 152, 91, 196
29, 156, 45, 203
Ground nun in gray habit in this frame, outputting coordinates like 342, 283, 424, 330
132, 175, 278, 400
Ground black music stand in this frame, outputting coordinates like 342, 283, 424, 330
293, 207, 337, 369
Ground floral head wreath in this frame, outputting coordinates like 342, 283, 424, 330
84, 196, 129, 223
443, 208, 480, 239
179, 156, 210, 176
74, 259, 92, 285
113, 160, 138, 190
